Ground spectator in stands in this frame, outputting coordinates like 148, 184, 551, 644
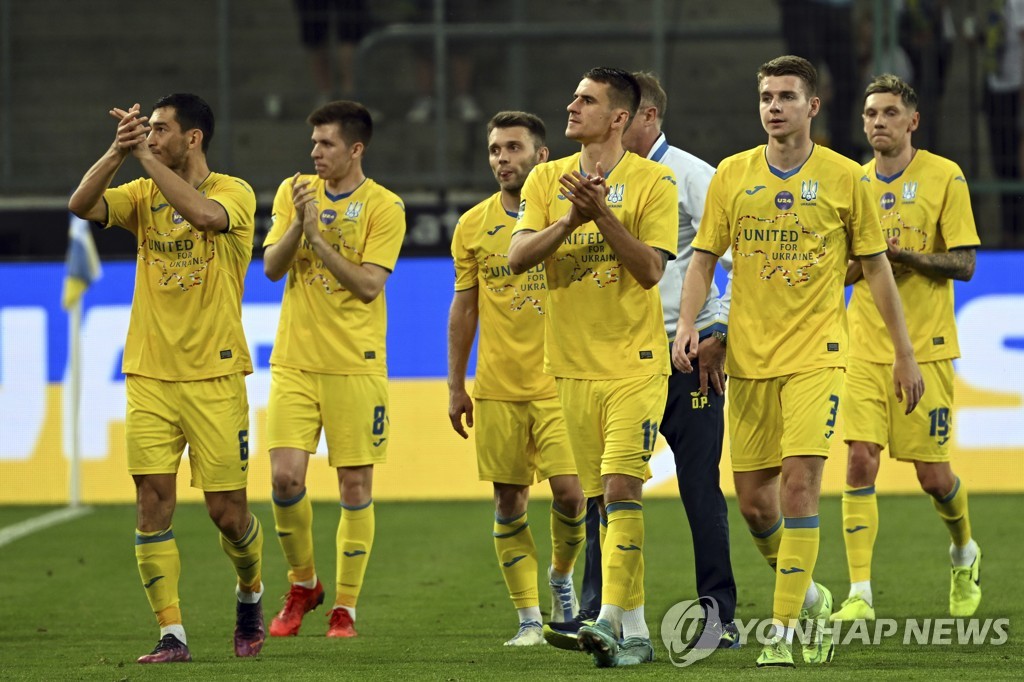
406, 0, 482, 123
293, 0, 374, 105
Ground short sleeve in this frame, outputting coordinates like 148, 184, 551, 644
361, 195, 406, 272
849, 171, 887, 257
264, 177, 295, 248
940, 168, 981, 249
451, 217, 478, 291
692, 171, 732, 256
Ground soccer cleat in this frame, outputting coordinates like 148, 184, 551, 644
542, 609, 597, 651
719, 621, 742, 649
549, 569, 579, 624
756, 637, 795, 668
950, 547, 982, 617
829, 593, 875, 622
504, 620, 545, 646
137, 634, 192, 664
799, 583, 835, 664
615, 637, 654, 665
326, 607, 358, 638
270, 581, 325, 637
578, 619, 619, 668
234, 599, 266, 657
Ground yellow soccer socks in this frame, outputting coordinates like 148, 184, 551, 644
933, 477, 972, 550
335, 500, 375, 610
135, 527, 182, 631
750, 516, 783, 572
272, 487, 316, 585
494, 511, 539, 610
773, 516, 819, 628
842, 485, 878, 585
220, 513, 264, 596
602, 501, 644, 614
550, 504, 585, 576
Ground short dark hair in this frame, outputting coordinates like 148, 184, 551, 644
865, 73, 918, 110
152, 93, 214, 152
757, 55, 818, 97
631, 71, 667, 122
486, 111, 547, 149
307, 100, 373, 147
582, 67, 641, 118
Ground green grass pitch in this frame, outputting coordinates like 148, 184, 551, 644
0, 494, 1019, 680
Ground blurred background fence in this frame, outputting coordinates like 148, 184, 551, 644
2, 0, 1024, 253
0, 0, 1021, 503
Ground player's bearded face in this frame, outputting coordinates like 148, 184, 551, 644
488, 126, 542, 193
146, 108, 190, 170
862, 92, 917, 155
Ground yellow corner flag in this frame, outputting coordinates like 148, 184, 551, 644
62, 215, 102, 310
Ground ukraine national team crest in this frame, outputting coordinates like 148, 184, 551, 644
345, 201, 364, 220
801, 179, 818, 202
902, 181, 918, 201
607, 183, 625, 204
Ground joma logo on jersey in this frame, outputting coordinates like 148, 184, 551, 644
320, 209, 337, 225
607, 184, 625, 204
800, 180, 818, 202
345, 201, 363, 220
902, 182, 918, 201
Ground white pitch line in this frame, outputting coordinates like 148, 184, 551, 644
0, 506, 94, 549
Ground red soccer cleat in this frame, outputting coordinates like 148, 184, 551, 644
234, 599, 266, 657
137, 634, 192, 664
269, 581, 325, 637
326, 607, 358, 638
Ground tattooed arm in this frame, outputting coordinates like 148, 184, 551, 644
886, 237, 976, 282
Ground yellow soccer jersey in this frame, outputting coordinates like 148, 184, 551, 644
849, 151, 980, 363
264, 176, 405, 375
104, 173, 255, 381
693, 144, 886, 379
453, 192, 555, 401
513, 151, 678, 379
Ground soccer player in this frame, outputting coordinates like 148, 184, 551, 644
447, 111, 586, 646
672, 55, 924, 668
263, 101, 405, 639
831, 74, 981, 622
68, 94, 264, 663
621, 71, 740, 648
509, 67, 678, 668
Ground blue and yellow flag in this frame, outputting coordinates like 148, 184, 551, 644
62, 215, 102, 310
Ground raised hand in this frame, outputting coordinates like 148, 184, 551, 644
108, 104, 149, 156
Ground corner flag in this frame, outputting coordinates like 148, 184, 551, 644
62, 215, 102, 310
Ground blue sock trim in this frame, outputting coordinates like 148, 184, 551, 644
272, 487, 307, 507
135, 527, 175, 545
229, 514, 261, 548
846, 485, 876, 496
784, 515, 820, 529
599, 515, 608, 527
495, 510, 526, 526
750, 517, 783, 538
493, 521, 530, 538
605, 501, 643, 514
939, 477, 961, 504
340, 498, 374, 512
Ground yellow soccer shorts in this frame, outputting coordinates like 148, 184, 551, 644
266, 366, 389, 467
474, 397, 577, 486
125, 373, 250, 492
556, 374, 666, 498
729, 367, 844, 471
842, 357, 953, 462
